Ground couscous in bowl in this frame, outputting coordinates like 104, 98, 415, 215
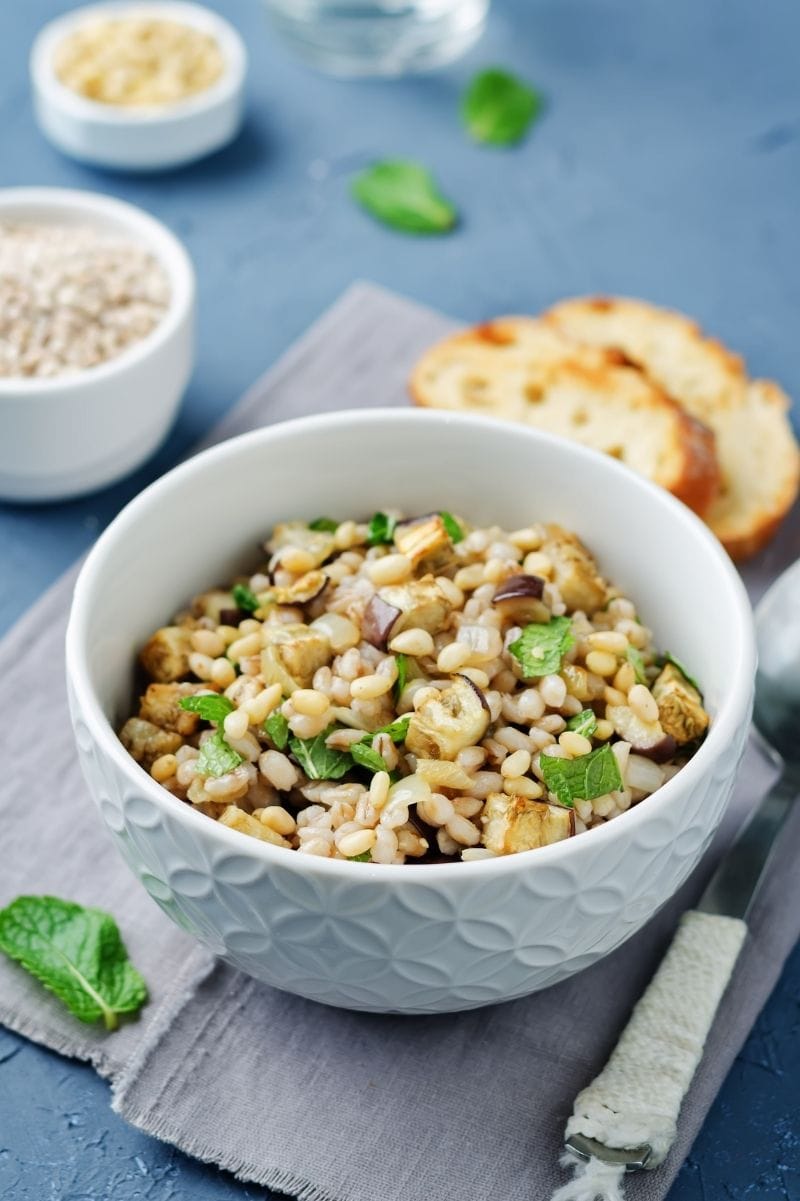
65, 409, 755, 1013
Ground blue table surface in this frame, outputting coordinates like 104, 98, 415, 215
1, 0, 799, 1197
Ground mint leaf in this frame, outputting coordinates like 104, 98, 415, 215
540, 745, 622, 808
662, 652, 701, 693
232, 583, 259, 613
509, 615, 575, 678
352, 851, 372, 862
350, 741, 388, 774
197, 729, 243, 778
0, 896, 147, 1031
179, 693, 234, 723
626, 645, 647, 685
351, 161, 458, 235
367, 511, 397, 545
374, 714, 411, 743
566, 709, 597, 738
462, 68, 542, 146
308, 517, 339, 533
263, 710, 289, 750
289, 727, 351, 781
394, 652, 408, 701
439, 511, 464, 543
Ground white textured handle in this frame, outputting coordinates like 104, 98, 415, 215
565, 910, 746, 1166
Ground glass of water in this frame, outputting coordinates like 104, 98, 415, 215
262, 0, 490, 77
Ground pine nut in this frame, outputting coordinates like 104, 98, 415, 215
188, 652, 214, 680
585, 650, 618, 677
351, 673, 393, 700
503, 776, 544, 799
501, 748, 532, 778
244, 683, 283, 724
594, 719, 615, 741
292, 688, 331, 716
310, 612, 360, 652
369, 771, 391, 810
150, 753, 177, 782
522, 551, 553, 577
280, 547, 316, 574
210, 657, 236, 688
613, 662, 636, 693
559, 731, 593, 757
629, 684, 659, 723
259, 806, 297, 836
338, 828, 377, 858
367, 554, 412, 586
228, 632, 262, 662
223, 708, 249, 740
390, 628, 435, 657
586, 631, 629, 654
191, 629, 225, 658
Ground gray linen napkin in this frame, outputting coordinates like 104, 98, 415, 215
1, 281, 798, 1201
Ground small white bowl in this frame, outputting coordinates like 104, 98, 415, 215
66, 409, 755, 1013
0, 187, 195, 502
30, 1, 247, 171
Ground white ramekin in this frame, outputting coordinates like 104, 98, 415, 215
65, 409, 756, 1013
30, 1, 247, 171
0, 187, 195, 502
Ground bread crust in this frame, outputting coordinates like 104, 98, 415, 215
409, 317, 721, 517
544, 296, 800, 559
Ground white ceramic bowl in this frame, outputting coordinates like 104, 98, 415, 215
30, 1, 247, 171
66, 410, 755, 1013
0, 187, 194, 502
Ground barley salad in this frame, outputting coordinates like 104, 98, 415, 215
120, 512, 710, 864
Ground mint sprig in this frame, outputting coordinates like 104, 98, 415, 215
0, 896, 147, 1030
462, 68, 542, 146
351, 161, 458, 235
540, 745, 622, 809
509, 615, 575, 678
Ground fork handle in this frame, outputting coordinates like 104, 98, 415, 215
564, 910, 746, 1168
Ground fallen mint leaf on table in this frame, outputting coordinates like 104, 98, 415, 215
351, 161, 458, 235
0, 896, 147, 1031
462, 68, 542, 146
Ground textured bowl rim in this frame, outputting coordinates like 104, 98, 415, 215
66, 408, 756, 881
30, 0, 247, 127
0, 186, 195, 398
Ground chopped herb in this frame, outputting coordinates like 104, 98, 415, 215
394, 653, 408, 701
178, 693, 235, 724
540, 745, 623, 809
367, 511, 398, 545
662, 652, 701, 693
197, 730, 243, 778
566, 709, 597, 739
263, 710, 289, 750
626, 646, 648, 685
0, 896, 147, 1031
351, 851, 372, 862
350, 741, 389, 774
373, 714, 411, 743
308, 517, 339, 533
232, 583, 259, 613
351, 161, 458, 235
509, 615, 575, 678
439, 511, 464, 543
289, 728, 351, 781
462, 68, 542, 146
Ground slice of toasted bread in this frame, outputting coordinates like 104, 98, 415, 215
544, 296, 800, 558
409, 318, 720, 515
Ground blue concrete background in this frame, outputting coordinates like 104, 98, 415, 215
0, 0, 798, 1196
